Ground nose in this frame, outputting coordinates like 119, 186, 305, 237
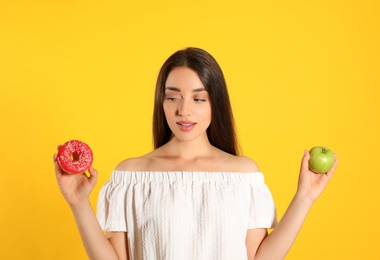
177, 99, 192, 117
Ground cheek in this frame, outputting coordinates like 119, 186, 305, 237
163, 106, 169, 121
203, 104, 212, 119
163, 103, 175, 119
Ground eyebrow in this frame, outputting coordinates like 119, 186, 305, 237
165, 87, 206, 93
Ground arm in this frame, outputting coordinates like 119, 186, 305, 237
53, 153, 128, 260
106, 232, 129, 260
246, 150, 338, 260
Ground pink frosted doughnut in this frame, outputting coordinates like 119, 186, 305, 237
57, 140, 93, 174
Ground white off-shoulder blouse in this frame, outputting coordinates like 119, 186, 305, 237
96, 171, 277, 260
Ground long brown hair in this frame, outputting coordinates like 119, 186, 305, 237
153, 47, 240, 155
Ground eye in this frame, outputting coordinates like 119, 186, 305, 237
165, 97, 178, 101
165, 94, 181, 102
194, 98, 206, 103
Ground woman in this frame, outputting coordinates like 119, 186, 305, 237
53, 47, 338, 260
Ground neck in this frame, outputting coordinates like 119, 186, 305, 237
163, 136, 215, 161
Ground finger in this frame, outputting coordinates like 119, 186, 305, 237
300, 150, 310, 173
53, 154, 63, 179
53, 152, 69, 177
88, 166, 98, 186
326, 155, 338, 178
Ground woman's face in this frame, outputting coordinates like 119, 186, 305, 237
163, 67, 212, 143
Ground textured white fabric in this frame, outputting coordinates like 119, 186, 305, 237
96, 171, 277, 260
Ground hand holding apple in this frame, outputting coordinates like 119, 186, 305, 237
308, 146, 335, 174
296, 148, 338, 203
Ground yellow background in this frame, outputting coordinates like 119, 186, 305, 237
1, 0, 379, 259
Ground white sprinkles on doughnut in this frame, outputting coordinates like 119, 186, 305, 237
57, 140, 93, 174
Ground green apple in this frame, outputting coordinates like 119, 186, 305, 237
308, 146, 335, 174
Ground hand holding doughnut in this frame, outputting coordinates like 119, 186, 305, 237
54, 140, 97, 206
57, 140, 93, 174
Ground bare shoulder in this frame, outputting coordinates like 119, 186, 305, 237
114, 147, 261, 173
238, 155, 260, 172
227, 154, 260, 172
213, 147, 260, 172
114, 152, 155, 171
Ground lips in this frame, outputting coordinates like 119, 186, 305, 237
176, 121, 196, 132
